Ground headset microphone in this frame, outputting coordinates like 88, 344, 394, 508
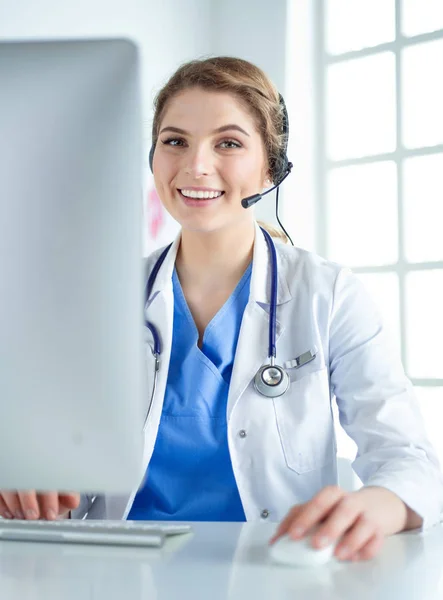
241, 162, 293, 209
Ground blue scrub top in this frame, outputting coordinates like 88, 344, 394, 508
128, 263, 252, 521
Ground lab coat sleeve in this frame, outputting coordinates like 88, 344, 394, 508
329, 268, 443, 530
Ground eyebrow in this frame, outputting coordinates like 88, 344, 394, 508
159, 124, 250, 137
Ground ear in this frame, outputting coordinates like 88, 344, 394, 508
263, 176, 273, 189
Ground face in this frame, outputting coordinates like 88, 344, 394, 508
152, 88, 271, 234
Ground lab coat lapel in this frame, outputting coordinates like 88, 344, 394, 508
100, 241, 178, 520
141, 247, 178, 468
227, 223, 289, 419
227, 302, 284, 419
97, 287, 174, 521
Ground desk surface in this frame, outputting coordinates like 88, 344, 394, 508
0, 521, 442, 599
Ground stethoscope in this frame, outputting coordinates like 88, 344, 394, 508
144, 227, 290, 426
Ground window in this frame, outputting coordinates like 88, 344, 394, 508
317, 0, 443, 464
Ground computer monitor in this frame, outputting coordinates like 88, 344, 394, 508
0, 38, 146, 493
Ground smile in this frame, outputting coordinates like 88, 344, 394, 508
179, 189, 224, 199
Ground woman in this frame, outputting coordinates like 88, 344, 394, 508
1, 57, 442, 563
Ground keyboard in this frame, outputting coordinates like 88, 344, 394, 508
0, 519, 192, 548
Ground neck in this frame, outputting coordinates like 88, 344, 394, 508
176, 220, 255, 289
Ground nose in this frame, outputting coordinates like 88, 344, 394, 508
184, 142, 214, 178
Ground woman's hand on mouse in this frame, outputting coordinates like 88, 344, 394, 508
269, 485, 422, 562
0, 491, 80, 520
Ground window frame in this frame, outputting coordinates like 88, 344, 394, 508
315, 0, 443, 389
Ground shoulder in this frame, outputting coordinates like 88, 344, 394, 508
275, 242, 347, 295
143, 244, 173, 278
276, 243, 380, 330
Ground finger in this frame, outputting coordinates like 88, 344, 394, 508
0, 495, 13, 519
58, 493, 80, 516
37, 492, 59, 520
17, 491, 40, 520
59, 493, 81, 509
1, 492, 24, 519
351, 532, 385, 562
310, 494, 362, 549
334, 515, 380, 561
287, 486, 347, 539
269, 505, 301, 544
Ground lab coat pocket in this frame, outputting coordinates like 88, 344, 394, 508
273, 361, 335, 474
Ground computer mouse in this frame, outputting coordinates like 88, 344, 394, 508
269, 532, 336, 567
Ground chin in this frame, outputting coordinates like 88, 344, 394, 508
183, 215, 252, 236
180, 218, 224, 234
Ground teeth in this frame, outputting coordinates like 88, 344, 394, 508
181, 189, 223, 199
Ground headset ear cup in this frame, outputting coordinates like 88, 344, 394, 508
272, 157, 281, 185
272, 94, 290, 185
272, 155, 289, 185
149, 144, 155, 174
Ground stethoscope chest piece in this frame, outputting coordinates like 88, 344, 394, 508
254, 363, 290, 398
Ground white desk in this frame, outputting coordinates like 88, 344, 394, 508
0, 522, 442, 599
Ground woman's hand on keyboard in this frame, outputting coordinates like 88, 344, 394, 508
0, 491, 80, 520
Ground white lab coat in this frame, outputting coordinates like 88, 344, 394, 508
72, 221, 443, 527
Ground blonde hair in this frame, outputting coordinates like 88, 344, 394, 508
257, 221, 289, 244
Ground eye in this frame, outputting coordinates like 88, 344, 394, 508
219, 139, 242, 149
161, 137, 187, 147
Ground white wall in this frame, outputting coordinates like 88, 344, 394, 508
212, 0, 288, 93
0, 0, 212, 108
285, 0, 318, 252
0, 0, 317, 252
212, 0, 289, 230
